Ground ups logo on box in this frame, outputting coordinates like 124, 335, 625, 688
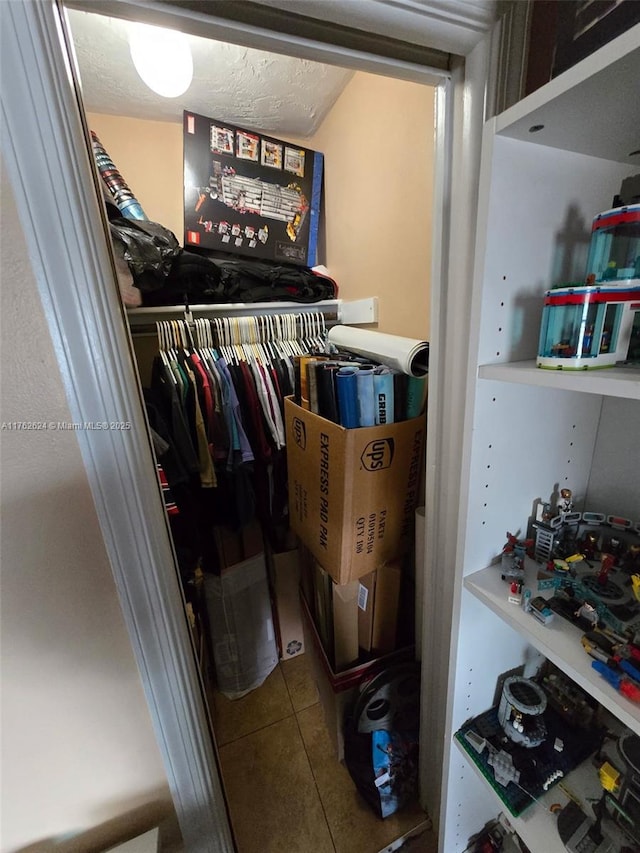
361, 438, 395, 471
293, 417, 307, 449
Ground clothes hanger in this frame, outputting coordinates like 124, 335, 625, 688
228, 317, 240, 365
314, 312, 323, 351
274, 315, 288, 358
159, 322, 177, 383
218, 317, 229, 363
267, 315, 280, 359
319, 311, 328, 351
291, 314, 304, 356
253, 315, 268, 365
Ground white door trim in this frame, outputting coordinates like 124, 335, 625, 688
0, 0, 492, 848
1, 3, 232, 850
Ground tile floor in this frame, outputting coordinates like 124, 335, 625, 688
211, 655, 437, 853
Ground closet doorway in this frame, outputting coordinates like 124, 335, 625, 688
3, 3, 490, 849
66, 8, 436, 847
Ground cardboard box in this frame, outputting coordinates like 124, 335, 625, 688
213, 519, 263, 570
313, 561, 334, 659
357, 561, 402, 655
183, 112, 323, 267
311, 561, 359, 671
301, 593, 414, 760
332, 579, 360, 671
267, 547, 305, 660
285, 397, 425, 584
371, 561, 402, 655
357, 572, 376, 652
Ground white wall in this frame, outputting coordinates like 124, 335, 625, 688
0, 161, 170, 852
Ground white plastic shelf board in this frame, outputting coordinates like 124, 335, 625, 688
495, 26, 640, 164
442, 589, 534, 851
474, 133, 636, 368
464, 564, 640, 735
452, 738, 606, 853
462, 379, 600, 576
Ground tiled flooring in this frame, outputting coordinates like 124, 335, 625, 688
210, 655, 437, 853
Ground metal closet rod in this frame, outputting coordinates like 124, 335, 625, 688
128, 308, 339, 337
126, 296, 378, 336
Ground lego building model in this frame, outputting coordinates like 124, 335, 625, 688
537, 202, 640, 370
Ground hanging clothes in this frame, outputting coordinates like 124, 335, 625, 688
141, 312, 326, 578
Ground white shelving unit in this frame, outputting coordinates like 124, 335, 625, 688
453, 739, 604, 853
478, 361, 640, 401
464, 563, 640, 735
440, 23, 640, 852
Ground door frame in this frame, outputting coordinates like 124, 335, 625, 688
0, 1, 493, 849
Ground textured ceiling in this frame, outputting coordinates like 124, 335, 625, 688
66, 9, 354, 137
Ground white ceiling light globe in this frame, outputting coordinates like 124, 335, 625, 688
129, 23, 193, 99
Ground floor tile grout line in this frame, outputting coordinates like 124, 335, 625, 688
279, 660, 296, 708
294, 706, 338, 853
215, 709, 296, 748
280, 660, 319, 715
295, 706, 431, 853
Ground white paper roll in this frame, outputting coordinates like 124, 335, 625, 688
327, 326, 429, 377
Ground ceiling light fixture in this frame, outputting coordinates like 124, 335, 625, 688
129, 22, 193, 99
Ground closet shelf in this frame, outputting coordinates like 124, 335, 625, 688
494, 22, 640, 163
464, 565, 640, 736
126, 297, 378, 327
454, 739, 602, 853
478, 360, 640, 401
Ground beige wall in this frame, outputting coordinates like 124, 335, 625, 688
308, 72, 434, 339
89, 113, 184, 241
0, 162, 170, 852
88, 70, 434, 339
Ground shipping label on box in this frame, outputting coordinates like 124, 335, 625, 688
285, 398, 425, 584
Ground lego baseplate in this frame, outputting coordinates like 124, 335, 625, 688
455, 706, 602, 817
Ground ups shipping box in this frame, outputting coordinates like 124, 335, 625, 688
285, 397, 425, 584
301, 592, 413, 760
357, 561, 402, 655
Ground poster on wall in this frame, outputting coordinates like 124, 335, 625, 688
183, 111, 324, 267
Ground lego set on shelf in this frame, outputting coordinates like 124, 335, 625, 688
498, 486, 640, 703
536, 180, 640, 372
456, 660, 640, 852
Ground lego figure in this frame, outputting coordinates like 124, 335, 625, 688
501, 532, 533, 582
575, 601, 599, 629
597, 553, 616, 587
622, 543, 640, 575
579, 530, 599, 561
558, 488, 573, 516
